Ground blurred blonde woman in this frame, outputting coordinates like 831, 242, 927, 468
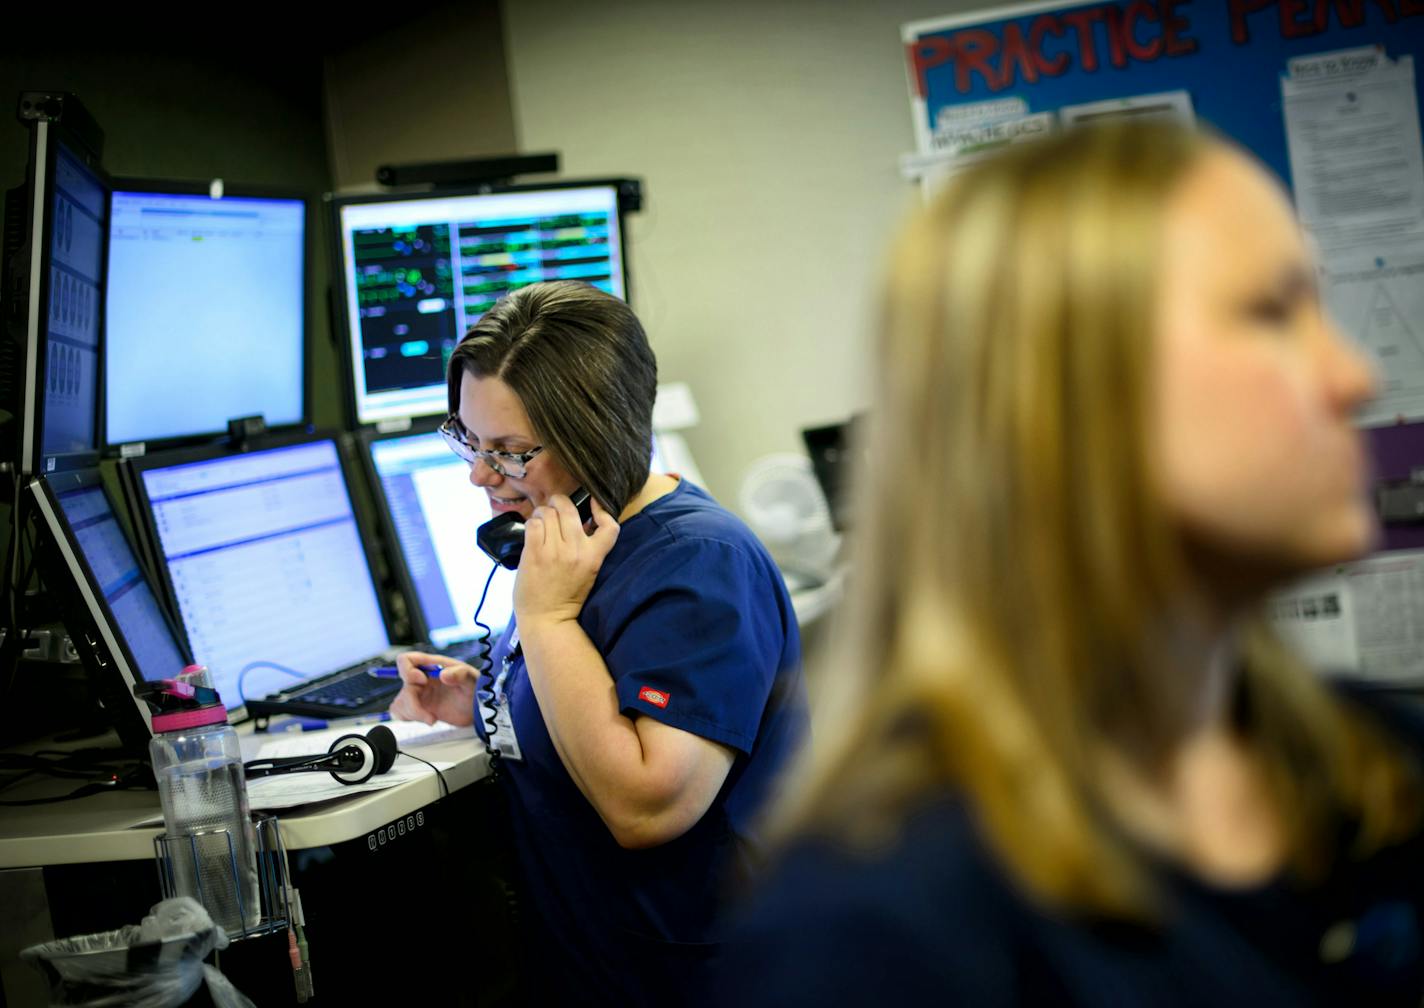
719, 122, 1424, 1005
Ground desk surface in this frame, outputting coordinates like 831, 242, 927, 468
0, 736, 489, 868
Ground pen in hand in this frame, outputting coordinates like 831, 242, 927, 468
369, 664, 442, 679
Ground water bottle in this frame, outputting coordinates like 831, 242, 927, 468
145, 666, 260, 936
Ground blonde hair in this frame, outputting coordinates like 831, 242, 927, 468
776, 122, 1418, 917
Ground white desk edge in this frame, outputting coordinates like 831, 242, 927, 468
0, 739, 489, 868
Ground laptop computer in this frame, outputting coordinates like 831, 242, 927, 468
28, 468, 192, 750
126, 431, 406, 720
359, 421, 515, 661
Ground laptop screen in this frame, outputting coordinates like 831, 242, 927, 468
367, 429, 514, 649
138, 438, 390, 712
54, 483, 188, 684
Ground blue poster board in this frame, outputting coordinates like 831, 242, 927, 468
904, 0, 1424, 555
903, 0, 1424, 188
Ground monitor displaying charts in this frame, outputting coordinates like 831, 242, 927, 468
330, 183, 626, 426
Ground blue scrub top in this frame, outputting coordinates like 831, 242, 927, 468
475, 478, 807, 1005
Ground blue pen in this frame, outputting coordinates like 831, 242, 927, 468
368, 664, 442, 679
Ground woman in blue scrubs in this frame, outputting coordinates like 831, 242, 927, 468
388, 279, 806, 1006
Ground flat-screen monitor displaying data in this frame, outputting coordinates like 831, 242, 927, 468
31, 469, 189, 746
331, 183, 626, 426
1, 122, 111, 476
364, 425, 514, 650
105, 183, 307, 447
56, 482, 189, 682
131, 436, 390, 714
41, 139, 108, 471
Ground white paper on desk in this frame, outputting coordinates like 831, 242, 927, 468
252, 719, 473, 761
1282, 54, 1424, 247
1321, 237, 1424, 426
127, 723, 477, 825
244, 755, 454, 812
245, 720, 472, 811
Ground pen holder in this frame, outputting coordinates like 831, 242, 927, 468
153, 813, 291, 940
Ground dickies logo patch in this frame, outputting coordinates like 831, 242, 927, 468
638, 686, 670, 709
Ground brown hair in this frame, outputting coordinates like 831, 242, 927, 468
446, 281, 657, 513
772, 122, 1419, 917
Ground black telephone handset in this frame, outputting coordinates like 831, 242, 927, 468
477, 487, 594, 570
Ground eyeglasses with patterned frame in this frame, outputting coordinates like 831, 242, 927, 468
438, 415, 546, 478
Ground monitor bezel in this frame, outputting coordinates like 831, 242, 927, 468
114, 454, 164, 595
325, 178, 635, 431
12, 121, 111, 477
123, 428, 398, 720
29, 468, 193, 750
101, 176, 315, 457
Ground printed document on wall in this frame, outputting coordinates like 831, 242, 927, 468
1322, 238, 1424, 426
1281, 52, 1424, 247
1272, 550, 1424, 685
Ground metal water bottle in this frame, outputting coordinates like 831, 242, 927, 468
145, 665, 260, 936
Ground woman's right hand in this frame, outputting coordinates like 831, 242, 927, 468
387, 651, 477, 727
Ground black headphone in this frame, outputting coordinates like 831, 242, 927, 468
244, 725, 399, 785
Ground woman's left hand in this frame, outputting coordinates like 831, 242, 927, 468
514, 493, 620, 628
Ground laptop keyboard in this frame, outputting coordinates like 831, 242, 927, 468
293, 666, 402, 709
243, 661, 404, 719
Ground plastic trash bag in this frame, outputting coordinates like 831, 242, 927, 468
21, 896, 256, 1008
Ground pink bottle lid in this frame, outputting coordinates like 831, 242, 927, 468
152, 704, 229, 733
150, 664, 229, 732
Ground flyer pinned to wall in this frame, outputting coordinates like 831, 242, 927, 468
1322, 240, 1424, 427
1281, 50, 1424, 248
1271, 550, 1424, 685
1280, 48, 1424, 426
899, 104, 1055, 196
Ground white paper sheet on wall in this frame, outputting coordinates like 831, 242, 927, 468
901, 111, 1055, 199
1282, 49, 1424, 425
1058, 89, 1195, 128
1272, 550, 1424, 684
1320, 238, 1424, 426
1282, 52, 1424, 247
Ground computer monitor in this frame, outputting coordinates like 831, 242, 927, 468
29, 469, 191, 749
361, 422, 515, 651
329, 182, 628, 427
128, 433, 393, 716
1, 121, 109, 476
104, 181, 309, 450
802, 416, 863, 533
